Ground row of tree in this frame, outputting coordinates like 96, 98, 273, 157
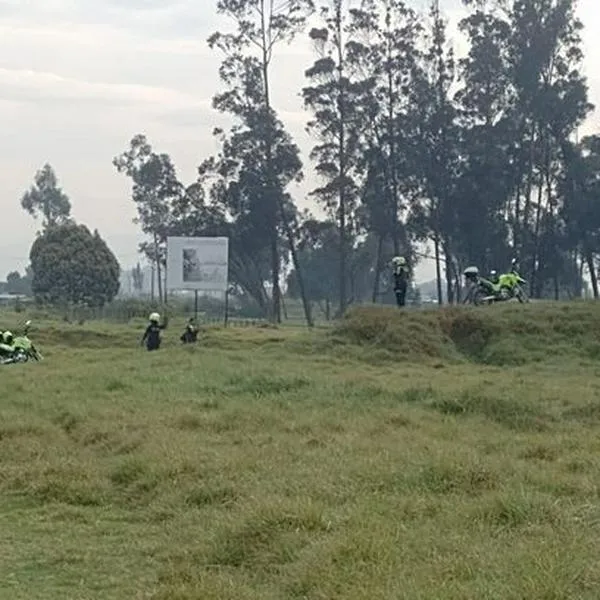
14, 0, 600, 315
112, 0, 600, 324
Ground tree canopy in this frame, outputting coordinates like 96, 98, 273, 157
29, 223, 120, 307
108, 0, 600, 313
21, 164, 71, 228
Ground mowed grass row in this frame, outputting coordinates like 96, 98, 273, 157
1, 305, 600, 598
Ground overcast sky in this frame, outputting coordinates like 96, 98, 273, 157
0, 0, 598, 283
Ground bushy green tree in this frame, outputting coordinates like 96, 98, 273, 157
30, 223, 120, 307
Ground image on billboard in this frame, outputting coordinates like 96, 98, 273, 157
167, 236, 229, 292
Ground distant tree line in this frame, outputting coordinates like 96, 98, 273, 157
1, 268, 33, 296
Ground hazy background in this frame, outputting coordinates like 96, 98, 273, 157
1, 0, 598, 282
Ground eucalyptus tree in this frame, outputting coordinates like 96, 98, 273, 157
209, 0, 314, 324
303, 0, 369, 314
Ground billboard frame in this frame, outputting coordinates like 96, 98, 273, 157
166, 236, 230, 324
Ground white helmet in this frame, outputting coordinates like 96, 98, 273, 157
392, 256, 406, 267
149, 312, 160, 322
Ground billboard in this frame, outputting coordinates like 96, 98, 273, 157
166, 236, 229, 292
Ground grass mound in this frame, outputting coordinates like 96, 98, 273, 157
333, 304, 457, 360
334, 302, 600, 365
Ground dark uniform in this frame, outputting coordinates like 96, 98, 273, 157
141, 321, 165, 351
393, 265, 410, 307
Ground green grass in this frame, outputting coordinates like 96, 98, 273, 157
2, 303, 600, 598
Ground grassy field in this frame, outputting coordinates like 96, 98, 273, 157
2, 303, 600, 599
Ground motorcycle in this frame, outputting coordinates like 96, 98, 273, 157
0, 320, 43, 365
463, 261, 529, 305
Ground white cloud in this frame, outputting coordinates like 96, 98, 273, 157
0, 0, 217, 38
0, 19, 213, 54
0, 67, 210, 107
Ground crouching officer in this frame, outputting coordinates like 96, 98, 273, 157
180, 318, 199, 344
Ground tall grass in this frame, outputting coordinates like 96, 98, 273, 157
1, 303, 600, 598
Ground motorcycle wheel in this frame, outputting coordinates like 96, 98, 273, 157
472, 288, 489, 306
0, 356, 20, 365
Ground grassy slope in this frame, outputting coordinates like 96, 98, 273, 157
1, 304, 600, 598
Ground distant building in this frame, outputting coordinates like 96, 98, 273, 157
0, 293, 28, 307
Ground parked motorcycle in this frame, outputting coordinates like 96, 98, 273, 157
0, 320, 43, 365
463, 260, 529, 305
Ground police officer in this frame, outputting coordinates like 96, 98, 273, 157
391, 256, 410, 307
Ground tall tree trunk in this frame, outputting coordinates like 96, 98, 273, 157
260, 3, 281, 324
163, 269, 168, 305
523, 121, 537, 263
269, 231, 281, 323
372, 234, 384, 303
281, 293, 288, 320
154, 233, 163, 303
446, 268, 453, 304
532, 140, 552, 299
385, 16, 400, 256
335, 0, 347, 317
511, 117, 528, 253
257, 0, 312, 326
545, 156, 558, 302
339, 176, 347, 316
454, 259, 462, 304
445, 252, 454, 304
151, 263, 155, 301
585, 248, 598, 299
578, 250, 585, 297
531, 176, 544, 298
231, 254, 270, 316
281, 210, 313, 326
514, 181, 522, 251
434, 235, 443, 305
441, 238, 455, 304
